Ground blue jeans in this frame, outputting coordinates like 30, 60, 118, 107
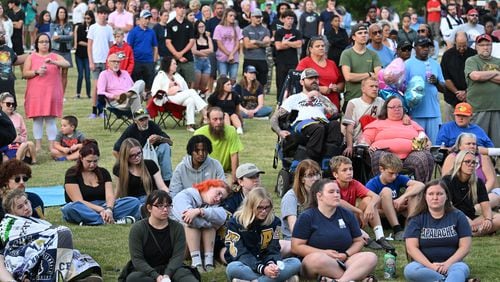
61, 197, 141, 225
75, 55, 91, 97
241, 106, 273, 118
217, 61, 239, 81
226, 258, 301, 282
194, 57, 211, 74
156, 143, 172, 181
404, 261, 470, 282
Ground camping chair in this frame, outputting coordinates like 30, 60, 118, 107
102, 96, 134, 132
146, 99, 186, 129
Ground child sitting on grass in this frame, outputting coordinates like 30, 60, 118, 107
365, 153, 425, 241
329, 155, 395, 251
50, 115, 85, 161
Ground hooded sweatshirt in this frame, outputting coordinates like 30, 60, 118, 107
171, 188, 227, 229
169, 155, 225, 199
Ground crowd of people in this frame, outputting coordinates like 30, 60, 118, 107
0, 0, 499, 281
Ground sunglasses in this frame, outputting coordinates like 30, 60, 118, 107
3, 101, 15, 107
371, 30, 382, 35
13, 176, 30, 183
417, 29, 427, 33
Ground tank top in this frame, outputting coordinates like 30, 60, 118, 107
196, 38, 209, 51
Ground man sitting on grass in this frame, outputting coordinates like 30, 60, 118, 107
365, 152, 425, 241
330, 155, 395, 251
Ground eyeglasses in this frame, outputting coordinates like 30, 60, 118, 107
387, 105, 403, 109
256, 205, 272, 212
417, 29, 427, 33
108, 60, 121, 64
13, 175, 30, 183
129, 151, 142, 159
38, 40, 50, 44
371, 30, 382, 35
152, 204, 172, 210
3, 102, 15, 107
462, 159, 478, 166
304, 173, 321, 179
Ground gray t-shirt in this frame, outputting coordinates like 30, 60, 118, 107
242, 24, 270, 60
281, 189, 299, 240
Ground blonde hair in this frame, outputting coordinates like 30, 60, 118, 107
233, 187, 274, 229
450, 150, 479, 204
379, 153, 403, 172
329, 155, 352, 173
116, 138, 153, 198
2, 189, 27, 215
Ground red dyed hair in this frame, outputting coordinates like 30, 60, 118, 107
193, 179, 228, 193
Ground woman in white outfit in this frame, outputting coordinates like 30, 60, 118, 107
152, 56, 208, 132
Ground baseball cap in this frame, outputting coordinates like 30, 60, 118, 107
454, 102, 473, 116
467, 8, 479, 15
475, 34, 492, 43
133, 108, 150, 120
300, 68, 319, 80
414, 36, 432, 47
266, 1, 273, 5
350, 23, 368, 37
244, 65, 258, 73
398, 40, 412, 49
236, 163, 265, 179
251, 9, 263, 17
140, 10, 152, 18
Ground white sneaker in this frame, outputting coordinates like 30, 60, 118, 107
115, 216, 136, 224
286, 275, 299, 282
236, 127, 244, 135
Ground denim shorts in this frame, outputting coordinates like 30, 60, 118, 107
194, 57, 211, 75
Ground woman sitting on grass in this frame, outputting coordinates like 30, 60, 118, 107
119, 190, 199, 282
404, 180, 475, 282
0, 92, 36, 164
207, 76, 243, 134
225, 187, 301, 282
63, 139, 141, 225
291, 179, 378, 282
441, 150, 499, 236
233, 65, 272, 119
171, 179, 230, 273
0, 159, 43, 218
1, 189, 102, 281
114, 138, 169, 203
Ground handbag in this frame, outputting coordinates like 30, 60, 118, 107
142, 140, 159, 166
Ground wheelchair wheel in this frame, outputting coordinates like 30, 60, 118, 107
275, 169, 293, 197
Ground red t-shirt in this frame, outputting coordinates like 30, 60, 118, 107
427, 0, 441, 23
296, 57, 344, 110
337, 179, 370, 206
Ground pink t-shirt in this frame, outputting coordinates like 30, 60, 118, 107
337, 179, 370, 206
213, 25, 242, 62
362, 119, 424, 159
108, 10, 134, 40
8, 112, 27, 143
97, 69, 134, 99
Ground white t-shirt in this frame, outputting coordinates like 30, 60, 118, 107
87, 23, 114, 63
47, 1, 59, 21
72, 3, 88, 25
281, 92, 327, 125
343, 97, 385, 143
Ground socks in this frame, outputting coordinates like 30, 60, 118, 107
204, 252, 214, 267
190, 251, 202, 267
373, 225, 385, 240
393, 224, 403, 234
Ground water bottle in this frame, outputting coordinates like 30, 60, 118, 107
383, 249, 397, 279
425, 61, 432, 82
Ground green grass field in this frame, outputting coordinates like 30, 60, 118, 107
10, 66, 500, 282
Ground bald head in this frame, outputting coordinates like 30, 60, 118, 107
455, 31, 468, 54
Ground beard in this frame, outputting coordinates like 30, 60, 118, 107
304, 81, 319, 92
209, 124, 225, 140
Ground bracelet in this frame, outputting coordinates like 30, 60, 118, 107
34, 70, 39, 76
344, 251, 350, 258
368, 72, 372, 77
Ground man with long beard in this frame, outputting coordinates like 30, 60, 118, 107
194, 107, 243, 184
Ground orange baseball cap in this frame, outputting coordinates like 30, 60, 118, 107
454, 102, 473, 116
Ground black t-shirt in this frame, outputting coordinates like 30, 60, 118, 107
113, 121, 169, 152
6, 9, 24, 54
441, 174, 489, 219
274, 27, 302, 65
166, 18, 195, 61
153, 23, 169, 57
64, 166, 112, 203
440, 47, 477, 107
144, 222, 173, 267
207, 91, 241, 115
75, 23, 89, 58
113, 159, 159, 197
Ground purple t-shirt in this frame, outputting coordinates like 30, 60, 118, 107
213, 25, 242, 62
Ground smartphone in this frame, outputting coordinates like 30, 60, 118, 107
337, 260, 346, 271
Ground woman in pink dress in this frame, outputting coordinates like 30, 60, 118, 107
23, 33, 70, 152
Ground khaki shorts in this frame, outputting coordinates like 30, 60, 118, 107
25, 20, 36, 32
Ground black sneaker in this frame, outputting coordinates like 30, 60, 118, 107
365, 238, 383, 250
376, 237, 395, 250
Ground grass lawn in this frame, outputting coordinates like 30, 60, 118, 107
11, 66, 500, 282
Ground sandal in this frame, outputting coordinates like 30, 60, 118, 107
467, 278, 481, 282
363, 274, 378, 282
